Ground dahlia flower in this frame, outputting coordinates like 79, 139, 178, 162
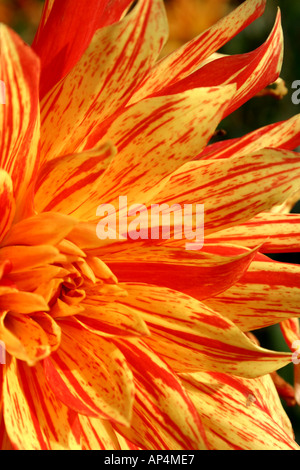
1, 0, 300, 450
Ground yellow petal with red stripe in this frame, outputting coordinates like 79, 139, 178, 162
76, 302, 150, 338
0, 25, 40, 220
113, 339, 208, 450
153, 10, 283, 120
79, 415, 121, 450
0, 411, 13, 450
204, 254, 300, 331
0, 171, 15, 244
199, 114, 300, 160
77, 86, 236, 219
280, 318, 300, 351
206, 212, 300, 253
3, 358, 81, 450
31, 312, 61, 353
0, 367, 13, 450
103, 244, 258, 301
131, 0, 267, 101
40, 0, 168, 162
180, 371, 298, 450
33, 0, 133, 98
148, 149, 300, 235
118, 283, 291, 377
44, 324, 134, 425
34, 143, 116, 214
0, 312, 52, 365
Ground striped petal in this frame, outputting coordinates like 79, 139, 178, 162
75, 302, 150, 338
31, 312, 61, 353
280, 319, 300, 405
154, 11, 283, 119
180, 371, 298, 450
3, 358, 81, 450
33, 0, 133, 98
0, 171, 15, 244
148, 149, 300, 235
44, 324, 134, 425
40, 0, 168, 162
0, 366, 13, 451
204, 254, 300, 331
77, 86, 236, 219
103, 244, 258, 301
0, 312, 52, 365
112, 339, 208, 450
34, 143, 116, 214
206, 212, 300, 253
280, 318, 300, 351
79, 415, 121, 450
131, 0, 267, 101
198, 114, 300, 160
0, 25, 40, 220
0, 413, 13, 450
118, 283, 291, 377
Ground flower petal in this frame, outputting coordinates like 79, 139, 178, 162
44, 324, 134, 425
155, 11, 283, 119
3, 358, 81, 450
33, 0, 133, 98
0, 366, 13, 450
0, 25, 40, 220
40, 0, 168, 162
180, 371, 298, 450
198, 114, 300, 160
0, 245, 59, 272
206, 212, 300, 253
76, 302, 150, 338
148, 148, 300, 235
113, 339, 208, 450
280, 318, 300, 351
31, 312, 61, 353
79, 415, 121, 450
77, 85, 236, 219
0, 312, 51, 365
2, 212, 77, 247
0, 412, 13, 450
103, 244, 259, 301
34, 143, 116, 214
118, 283, 291, 377
204, 254, 300, 331
0, 292, 49, 314
0, 171, 15, 244
131, 0, 267, 101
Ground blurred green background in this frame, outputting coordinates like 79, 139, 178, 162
1, 0, 300, 446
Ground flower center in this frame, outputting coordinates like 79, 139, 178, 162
0, 220, 124, 365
